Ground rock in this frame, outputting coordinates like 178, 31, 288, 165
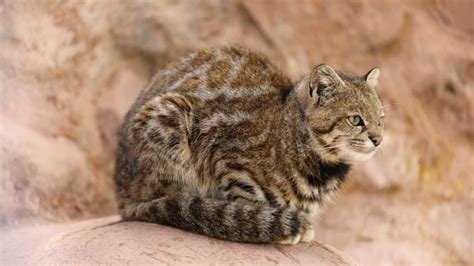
0, 117, 114, 225
1, 216, 357, 265
314, 192, 473, 265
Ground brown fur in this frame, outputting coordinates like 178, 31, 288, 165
113, 46, 384, 244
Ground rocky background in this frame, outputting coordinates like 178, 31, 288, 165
0, 0, 472, 265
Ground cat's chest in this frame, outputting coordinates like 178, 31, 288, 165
292, 161, 350, 214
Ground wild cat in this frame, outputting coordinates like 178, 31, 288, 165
113, 46, 384, 244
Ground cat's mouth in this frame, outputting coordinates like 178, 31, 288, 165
340, 140, 378, 162
341, 146, 376, 161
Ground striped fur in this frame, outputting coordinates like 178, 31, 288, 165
114, 46, 384, 244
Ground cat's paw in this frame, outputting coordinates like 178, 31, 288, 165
277, 226, 314, 245
300, 226, 314, 242
277, 233, 301, 245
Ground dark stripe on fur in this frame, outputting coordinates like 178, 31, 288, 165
226, 162, 279, 206
224, 178, 256, 195
290, 210, 301, 235
307, 161, 350, 187
268, 208, 284, 241
158, 114, 180, 129
289, 176, 320, 202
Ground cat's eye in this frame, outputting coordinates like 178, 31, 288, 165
348, 115, 364, 126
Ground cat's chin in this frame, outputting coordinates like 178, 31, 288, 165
340, 147, 376, 162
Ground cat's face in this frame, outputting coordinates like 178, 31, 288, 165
306, 65, 384, 163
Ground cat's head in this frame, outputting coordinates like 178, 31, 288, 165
297, 64, 384, 163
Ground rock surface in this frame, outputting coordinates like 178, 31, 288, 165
0, 0, 473, 265
1, 216, 357, 265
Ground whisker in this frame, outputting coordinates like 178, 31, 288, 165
383, 100, 402, 107
374, 147, 385, 159
319, 144, 346, 151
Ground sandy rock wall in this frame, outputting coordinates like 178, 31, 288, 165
1, 0, 472, 264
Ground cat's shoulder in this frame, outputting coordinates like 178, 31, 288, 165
218, 45, 293, 101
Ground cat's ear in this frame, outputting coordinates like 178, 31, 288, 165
309, 64, 345, 98
364, 67, 380, 87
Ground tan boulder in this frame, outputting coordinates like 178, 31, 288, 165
2, 216, 357, 265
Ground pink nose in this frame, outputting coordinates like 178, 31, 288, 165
369, 135, 383, 146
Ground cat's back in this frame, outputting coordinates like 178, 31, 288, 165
138, 46, 293, 115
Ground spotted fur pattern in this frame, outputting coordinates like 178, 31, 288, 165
114, 46, 384, 244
